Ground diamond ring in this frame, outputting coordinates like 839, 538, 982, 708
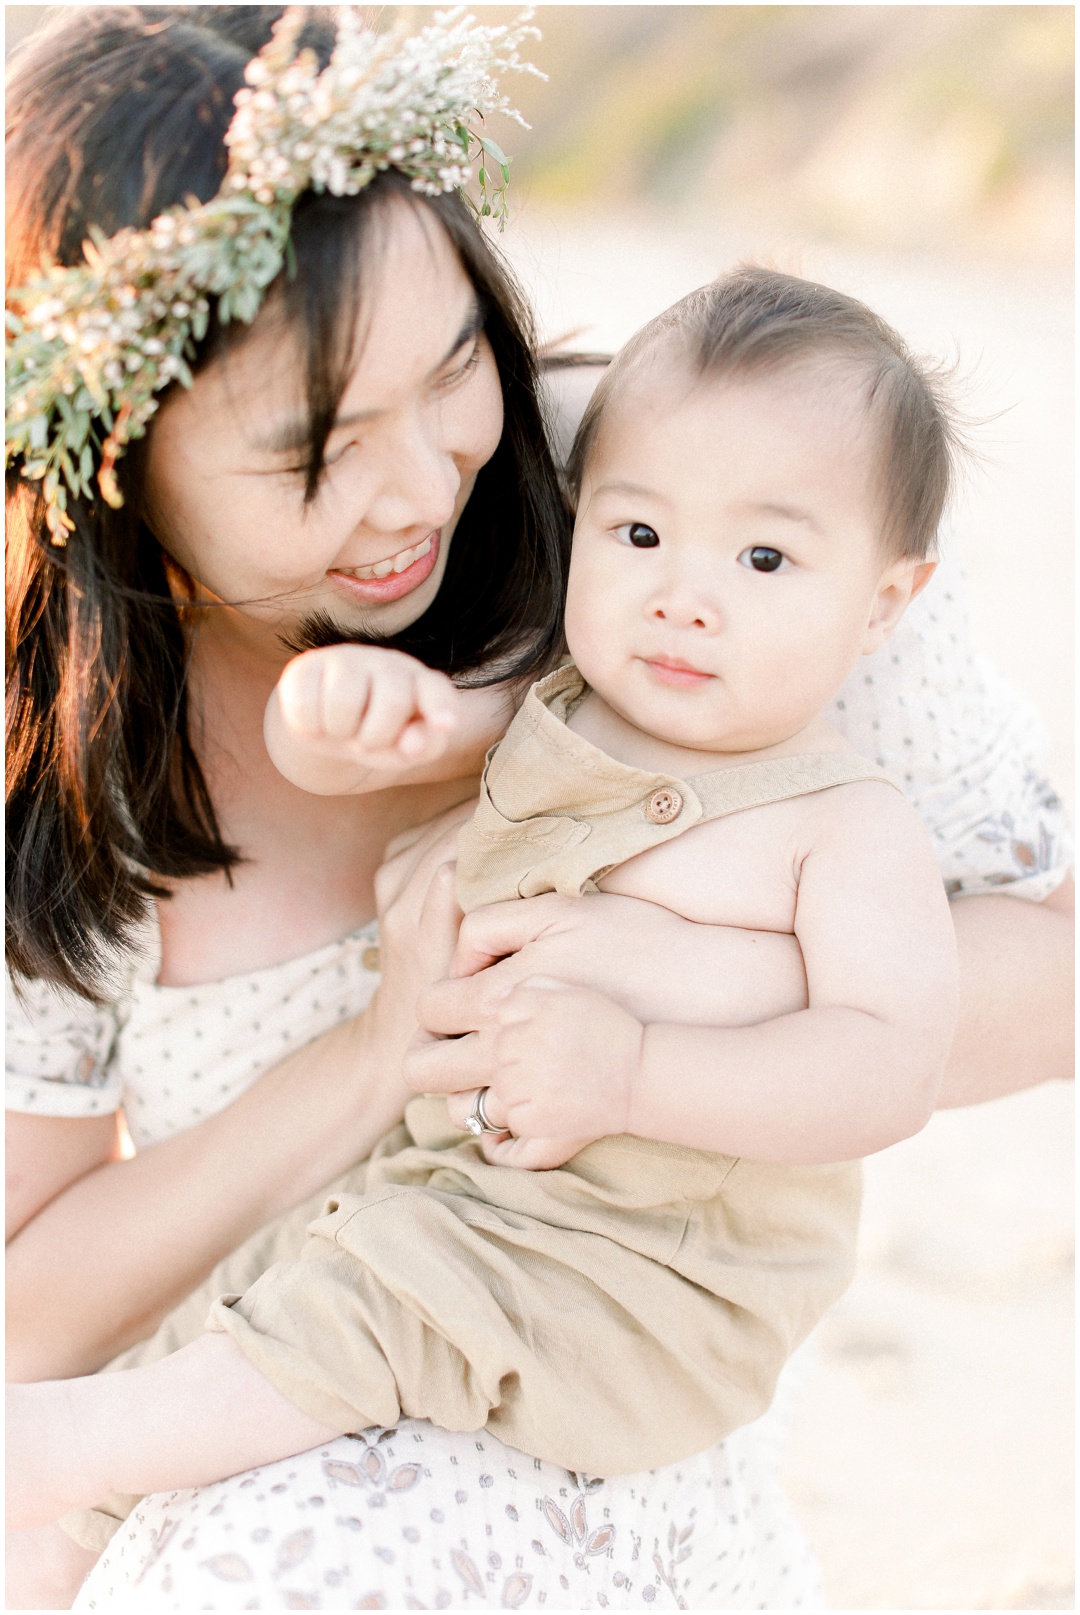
464, 1086, 508, 1136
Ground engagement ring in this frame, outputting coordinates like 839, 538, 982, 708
464, 1087, 507, 1136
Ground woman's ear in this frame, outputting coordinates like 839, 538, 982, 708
861, 558, 937, 655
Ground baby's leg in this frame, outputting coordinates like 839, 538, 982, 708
59, 1156, 378, 1553
108, 1160, 376, 1376
6, 1522, 99, 1610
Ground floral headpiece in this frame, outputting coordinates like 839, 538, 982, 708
5, 6, 541, 544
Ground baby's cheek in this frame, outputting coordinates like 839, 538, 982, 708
564, 555, 624, 679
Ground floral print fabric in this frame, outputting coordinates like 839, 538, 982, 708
74, 1415, 823, 1611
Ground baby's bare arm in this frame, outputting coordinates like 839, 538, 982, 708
627, 782, 959, 1160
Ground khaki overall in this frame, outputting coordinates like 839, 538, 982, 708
65, 663, 890, 1549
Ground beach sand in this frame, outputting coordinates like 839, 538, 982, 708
507, 211, 1074, 1612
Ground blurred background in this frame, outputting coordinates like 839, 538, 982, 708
6, 6, 1074, 1609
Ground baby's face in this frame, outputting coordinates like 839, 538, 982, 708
566, 351, 923, 754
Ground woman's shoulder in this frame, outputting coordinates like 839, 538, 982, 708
5, 908, 159, 1119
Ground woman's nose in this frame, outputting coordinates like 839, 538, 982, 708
362, 417, 459, 536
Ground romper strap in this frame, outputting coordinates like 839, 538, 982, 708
687, 752, 899, 823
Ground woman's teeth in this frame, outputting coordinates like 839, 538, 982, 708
350, 534, 433, 581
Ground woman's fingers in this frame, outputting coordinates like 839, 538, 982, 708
416, 970, 508, 1037
479, 1133, 584, 1171
449, 894, 569, 978
402, 1027, 490, 1094
376, 800, 475, 911
443, 1085, 511, 1133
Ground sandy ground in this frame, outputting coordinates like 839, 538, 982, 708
504, 209, 1075, 1612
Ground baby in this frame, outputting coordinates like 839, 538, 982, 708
9, 268, 959, 1534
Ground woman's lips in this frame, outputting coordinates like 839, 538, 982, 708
642, 656, 715, 688
329, 531, 440, 605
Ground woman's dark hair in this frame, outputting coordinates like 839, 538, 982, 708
6, 5, 570, 1000
567, 265, 961, 561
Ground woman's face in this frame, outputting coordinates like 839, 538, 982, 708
144, 201, 504, 648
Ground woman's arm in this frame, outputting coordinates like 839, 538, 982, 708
5, 813, 466, 1384
936, 876, 1074, 1106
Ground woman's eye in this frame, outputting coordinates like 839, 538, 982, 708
437, 341, 481, 389
738, 545, 787, 573
323, 440, 357, 468
616, 522, 660, 548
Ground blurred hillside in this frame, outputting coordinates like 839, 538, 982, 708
7, 6, 1073, 264
403, 3, 1074, 266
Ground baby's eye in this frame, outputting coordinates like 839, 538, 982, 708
738, 545, 787, 573
615, 522, 660, 548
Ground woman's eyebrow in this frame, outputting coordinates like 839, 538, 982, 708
251, 299, 484, 454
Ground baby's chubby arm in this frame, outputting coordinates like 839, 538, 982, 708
264, 644, 517, 794
627, 782, 959, 1161
409, 783, 959, 1166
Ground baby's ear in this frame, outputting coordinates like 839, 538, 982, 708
861, 558, 936, 655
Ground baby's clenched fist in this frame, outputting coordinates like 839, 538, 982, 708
265, 644, 460, 793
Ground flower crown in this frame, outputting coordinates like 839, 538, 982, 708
5, 6, 541, 544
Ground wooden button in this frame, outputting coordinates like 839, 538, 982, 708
362, 946, 381, 972
645, 788, 683, 825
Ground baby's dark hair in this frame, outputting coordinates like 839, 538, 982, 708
566, 266, 961, 560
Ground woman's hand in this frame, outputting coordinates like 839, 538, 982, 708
416, 890, 808, 1036
407, 977, 645, 1169
362, 799, 475, 1079
402, 892, 809, 1168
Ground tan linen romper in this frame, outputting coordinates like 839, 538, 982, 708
64, 663, 890, 1550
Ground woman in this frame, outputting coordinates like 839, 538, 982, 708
6, 7, 1072, 1610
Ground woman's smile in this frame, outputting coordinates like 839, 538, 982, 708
329, 529, 440, 604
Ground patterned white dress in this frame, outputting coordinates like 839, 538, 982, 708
7, 555, 1071, 1611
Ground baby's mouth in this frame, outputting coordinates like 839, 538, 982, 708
336, 533, 434, 581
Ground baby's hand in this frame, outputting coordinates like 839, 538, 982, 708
265, 645, 460, 793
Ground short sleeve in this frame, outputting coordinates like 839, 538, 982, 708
830, 551, 1072, 901
6, 970, 124, 1118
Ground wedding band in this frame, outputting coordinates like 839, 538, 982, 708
464, 1086, 505, 1136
